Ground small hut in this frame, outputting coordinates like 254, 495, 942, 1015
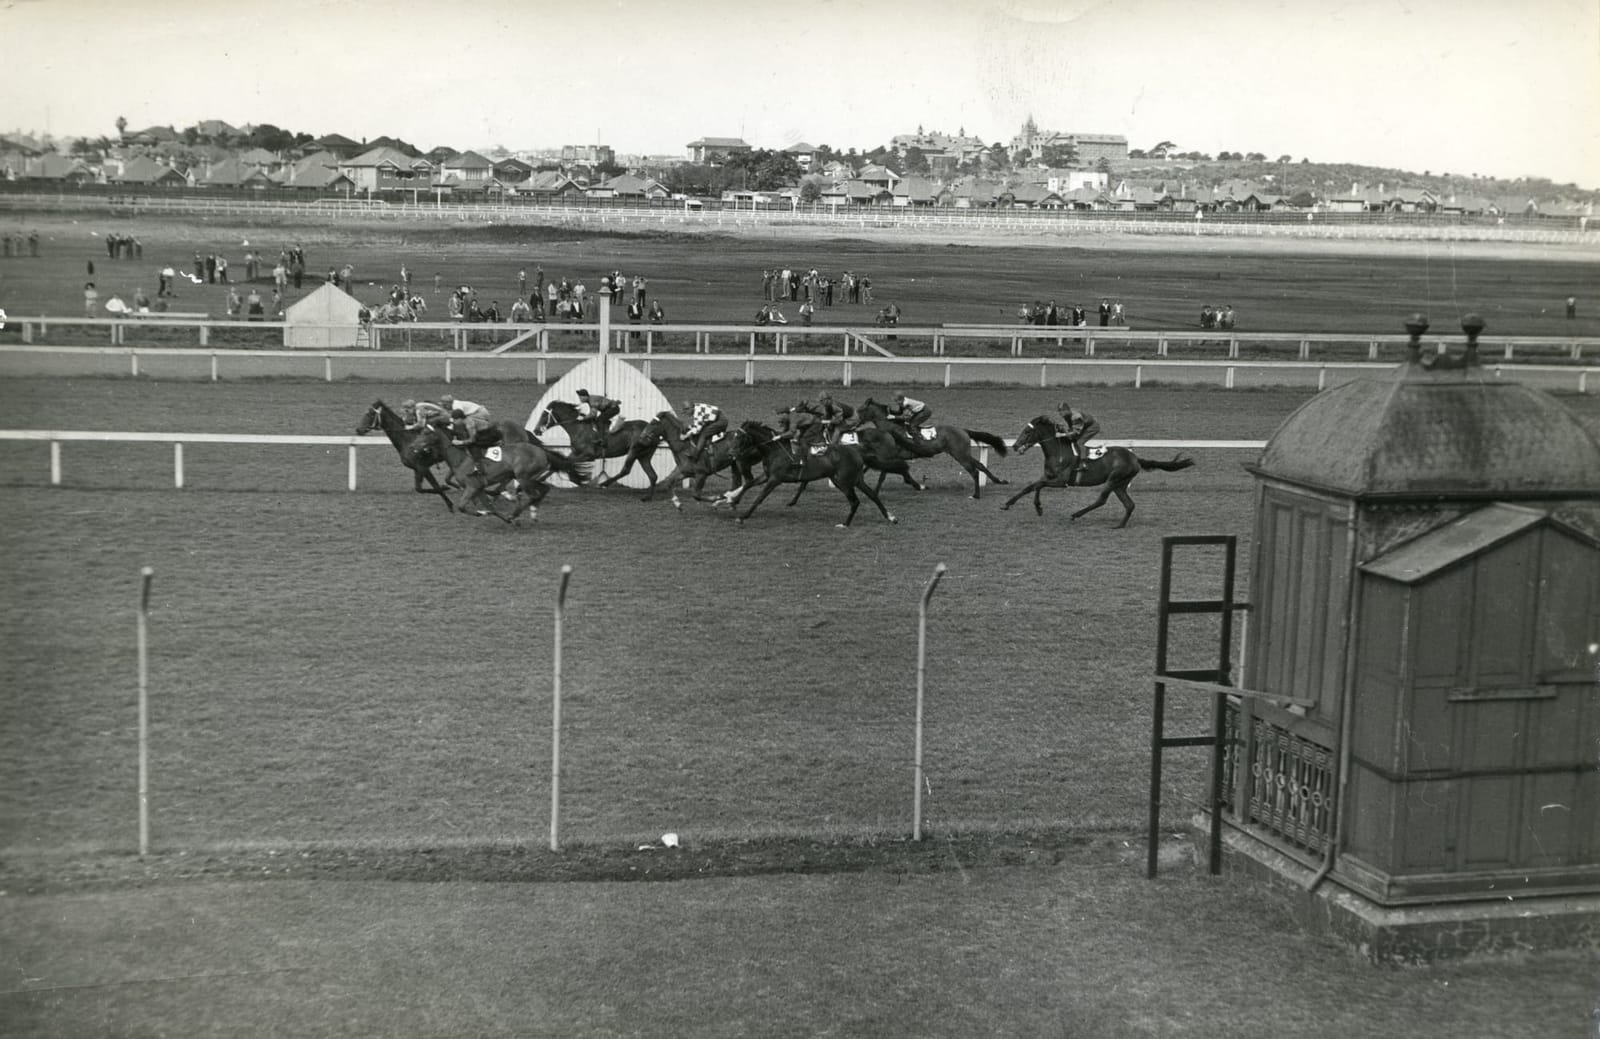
1222, 315, 1600, 960
283, 283, 362, 349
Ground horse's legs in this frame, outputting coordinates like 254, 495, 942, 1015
785, 480, 808, 507
828, 476, 862, 527
851, 471, 897, 524
1071, 485, 1117, 522
1001, 480, 1045, 511
414, 465, 455, 512
734, 479, 783, 523
1112, 482, 1136, 527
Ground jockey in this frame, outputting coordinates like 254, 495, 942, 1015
404, 398, 451, 431
815, 391, 857, 440
776, 401, 822, 446
887, 392, 932, 430
1053, 401, 1102, 473
441, 394, 492, 446
682, 400, 727, 459
575, 388, 622, 434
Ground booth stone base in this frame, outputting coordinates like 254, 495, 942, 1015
1193, 816, 1600, 965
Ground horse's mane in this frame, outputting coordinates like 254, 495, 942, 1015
548, 400, 581, 420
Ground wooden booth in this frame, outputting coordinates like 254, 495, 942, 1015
1222, 316, 1600, 929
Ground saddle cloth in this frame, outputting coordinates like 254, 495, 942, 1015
808, 444, 829, 456
917, 426, 937, 441
485, 446, 503, 462
838, 432, 859, 446
1085, 445, 1108, 459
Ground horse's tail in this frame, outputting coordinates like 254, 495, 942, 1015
966, 429, 1009, 457
1139, 454, 1196, 472
546, 446, 592, 486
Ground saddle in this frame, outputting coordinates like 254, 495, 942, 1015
916, 426, 938, 441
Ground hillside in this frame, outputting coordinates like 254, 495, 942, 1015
1115, 158, 1596, 204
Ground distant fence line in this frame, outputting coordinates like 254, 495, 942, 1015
1, 190, 1594, 244
2, 341, 1593, 394
5, 315, 1594, 362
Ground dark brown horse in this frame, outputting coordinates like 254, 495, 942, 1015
725, 422, 897, 528
855, 398, 1009, 498
607, 410, 758, 508
419, 424, 592, 524
532, 400, 651, 465
1000, 415, 1195, 527
774, 426, 926, 508
355, 400, 456, 511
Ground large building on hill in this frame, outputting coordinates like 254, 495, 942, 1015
686, 137, 752, 164
889, 126, 988, 172
1010, 117, 1127, 166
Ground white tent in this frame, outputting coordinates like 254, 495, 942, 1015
283, 282, 362, 349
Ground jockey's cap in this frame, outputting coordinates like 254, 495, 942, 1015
577, 389, 590, 397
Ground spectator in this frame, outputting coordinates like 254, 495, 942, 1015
83, 281, 99, 317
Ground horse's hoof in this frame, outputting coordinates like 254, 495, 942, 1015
835, 523, 848, 529
734, 517, 744, 525
887, 515, 899, 524
969, 494, 979, 500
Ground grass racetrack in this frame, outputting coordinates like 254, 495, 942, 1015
3, 375, 1597, 1037
2, 211, 1597, 1036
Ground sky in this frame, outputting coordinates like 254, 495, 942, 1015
2, 0, 1597, 188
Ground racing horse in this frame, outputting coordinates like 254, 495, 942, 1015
605, 410, 758, 507
855, 398, 1009, 498
772, 425, 927, 509
725, 422, 897, 528
533, 400, 653, 468
355, 400, 456, 511
1000, 415, 1195, 527
418, 423, 591, 524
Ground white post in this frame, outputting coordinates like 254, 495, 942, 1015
49, 440, 61, 485
913, 563, 947, 841
550, 564, 572, 852
347, 445, 358, 491
173, 443, 184, 489
137, 567, 153, 857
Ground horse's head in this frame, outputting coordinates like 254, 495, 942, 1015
356, 401, 386, 436
547, 400, 581, 425
858, 398, 884, 419
1013, 416, 1055, 455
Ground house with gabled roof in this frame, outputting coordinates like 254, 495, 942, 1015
113, 155, 188, 187
687, 137, 752, 164
889, 175, 940, 207
236, 147, 282, 170
440, 150, 494, 183
784, 142, 819, 169
23, 154, 95, 183
1440, 194, 1494, 217
857, 163, 901, 191
191, 119, 241, 142
310, 133, 362, 159
198, 157, 275, 189
939, 176, 1002, 208
492, 157, 535, 184
516, 170, 586, 199
126, 125, 179, 147
340, 146, 431, 193
1008, 182, 1067, 209
595, 173, 669, 200
274, 153, 355, 192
